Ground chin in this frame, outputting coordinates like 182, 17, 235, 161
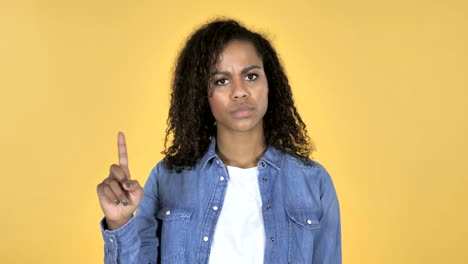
216, 117, 264, 133
229, 121, 263, 133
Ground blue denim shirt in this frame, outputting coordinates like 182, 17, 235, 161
101, 138, 341, 264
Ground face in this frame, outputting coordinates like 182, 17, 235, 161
208, 40, 269, 134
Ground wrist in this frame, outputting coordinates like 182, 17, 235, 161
105, 215, 132, 230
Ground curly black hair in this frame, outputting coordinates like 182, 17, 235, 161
162, 18, 315, 171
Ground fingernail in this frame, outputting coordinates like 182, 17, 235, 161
114, 199, 120, 205
125, 181, 131, 188
122, 199, 128, 206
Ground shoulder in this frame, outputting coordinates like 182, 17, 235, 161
281, 152, 333, 181
282, 152, 327, 171
148, 159, 199, 179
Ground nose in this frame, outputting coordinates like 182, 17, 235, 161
231, 80, 249, 100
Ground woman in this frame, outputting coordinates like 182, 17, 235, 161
97, 19, 341, 264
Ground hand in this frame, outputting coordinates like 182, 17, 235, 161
97, 132, 144, 230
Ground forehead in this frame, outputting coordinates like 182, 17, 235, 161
214, 40, 263, 69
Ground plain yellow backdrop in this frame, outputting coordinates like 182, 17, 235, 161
1, 0, 467, 263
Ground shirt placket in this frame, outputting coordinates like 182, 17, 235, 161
197, 159, 229, 263
258, 159, 278, 263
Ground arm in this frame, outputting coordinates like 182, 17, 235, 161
313, 167, 342, 264
101, 165, 161, 264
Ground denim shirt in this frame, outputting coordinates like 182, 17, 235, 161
101, 138, 341, 264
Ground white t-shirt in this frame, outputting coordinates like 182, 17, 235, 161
208, 165, 265, 264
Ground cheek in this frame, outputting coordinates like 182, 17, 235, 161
260, 86, 269, 110
208, 95, 224, 118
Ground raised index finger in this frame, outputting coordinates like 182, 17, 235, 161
117, 131, 130, 179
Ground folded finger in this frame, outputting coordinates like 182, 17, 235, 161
105, 179, 129, 205
98, 183, 119, 205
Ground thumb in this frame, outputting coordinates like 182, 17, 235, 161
122, 180, 143, 199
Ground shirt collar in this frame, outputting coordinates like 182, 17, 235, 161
200, 137, 283, 171
199, 137, 218, 171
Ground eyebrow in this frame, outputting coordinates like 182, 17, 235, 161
210, 65, 262, 76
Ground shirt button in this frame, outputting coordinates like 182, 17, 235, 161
212, 206, 219, 211
261, 161, 266, 167
203, 236, 209, 242
262, 177, 268, 182
270, 236, 276, 242
165, 210, 171, 215
266, 204, 271, 210
307, 219, 312, 225
220, 176, 225, 181
216, 160, 219, 164
109, 238, 113, 243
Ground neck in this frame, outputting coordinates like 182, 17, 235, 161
216, 129, 266, 169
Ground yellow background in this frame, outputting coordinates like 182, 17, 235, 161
1, 0, 467, 263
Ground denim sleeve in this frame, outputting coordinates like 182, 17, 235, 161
313, 166, 342, 264
101, 165, 161, 264
101, 216, 140, 264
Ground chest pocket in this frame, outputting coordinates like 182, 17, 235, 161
156, 207, 194, 264
286, 209, 321, 264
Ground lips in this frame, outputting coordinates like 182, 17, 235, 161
231, 105, 254, 118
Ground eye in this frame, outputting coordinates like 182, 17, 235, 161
245, 73, 258, 81
214, 78, 230, 86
